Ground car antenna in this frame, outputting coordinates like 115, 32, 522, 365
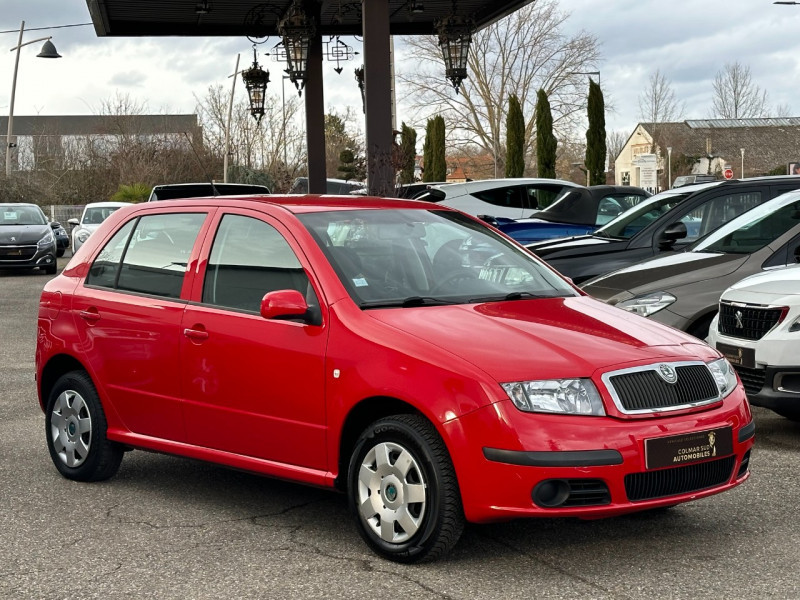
182, 131, 220, 196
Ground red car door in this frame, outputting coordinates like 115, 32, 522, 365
72, 211, 209, 441
180, 209, 329, 469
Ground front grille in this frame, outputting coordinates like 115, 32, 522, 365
625, 456, 736, 501
606, 364, 719, 412
0, 244, 37, 260
733, 365, 766, 396
562, 479, 611, 507
718, 301, 784, 341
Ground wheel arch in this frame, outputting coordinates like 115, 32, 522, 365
334, 396, 425, 492
39, 354, 90, 410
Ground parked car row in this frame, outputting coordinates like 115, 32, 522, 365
36, 192, 754, 563
519, 177, 800, 425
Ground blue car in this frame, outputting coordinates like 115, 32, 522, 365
487, 185, 650, 244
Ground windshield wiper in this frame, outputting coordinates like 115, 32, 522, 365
359, 296, 456, 309
468, 291, 552, 303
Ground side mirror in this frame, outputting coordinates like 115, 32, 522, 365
260, 289, 309, 321
68, 218, 79, 227
658, 221, 687, 249
50, 221, 61, 229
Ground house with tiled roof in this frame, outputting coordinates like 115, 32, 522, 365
615, 118, 800, 192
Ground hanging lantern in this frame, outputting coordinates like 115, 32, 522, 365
241, 47, 270, 123
435, 9, 474, 95
278, 1, 316, 95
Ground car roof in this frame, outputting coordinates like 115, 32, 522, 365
134, 194, 448, 215
428, 177, 581, 193
84, 201, 132, 208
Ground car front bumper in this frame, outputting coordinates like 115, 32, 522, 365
0, 243, 56, 270
444, 393, 754, 523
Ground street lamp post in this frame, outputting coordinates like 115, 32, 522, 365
740, 148, 745, 179
666, 146, 672, 189
6, 21, 61, 177
224, 53, 241, 184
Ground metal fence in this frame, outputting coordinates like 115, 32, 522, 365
45, 205, 84, 226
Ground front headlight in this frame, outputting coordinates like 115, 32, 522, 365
76, 229, 91, 243
37, 230, 55, 249
617, 291, 676, 317
501, 379, 606, 416
707, 357, 738, 398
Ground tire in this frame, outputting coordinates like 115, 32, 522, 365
43, 263, 57, 275
347, 414, 465, 563
56, 248, 65, 258
45, 370, 123, 482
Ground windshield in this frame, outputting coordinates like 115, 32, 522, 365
0, 205, 47, 226
83, 206, 124, 225
692, 191, 800, 254
593, 191, 691, 239
298, 208, 577, 308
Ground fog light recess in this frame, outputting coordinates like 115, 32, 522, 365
533, 479, 571, 508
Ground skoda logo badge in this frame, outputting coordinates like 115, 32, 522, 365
658, 364, 678, 384
735, 310, 744, 329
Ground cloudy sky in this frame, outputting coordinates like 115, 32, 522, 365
1, 0, 798, 140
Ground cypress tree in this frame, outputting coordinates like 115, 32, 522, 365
505, 94, 525, 178
536, 89, 557, 179
585, 79, 607, 186
431, 115, 447, 182
399, 122, 417, 184
422, 118, 434, 182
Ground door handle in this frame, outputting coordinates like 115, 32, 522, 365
183, 328, 209, 341
79, 309, 101, 323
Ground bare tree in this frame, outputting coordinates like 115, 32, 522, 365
397, 0, 601, 175
638, 69, 685, 152
710, 62, 768, 119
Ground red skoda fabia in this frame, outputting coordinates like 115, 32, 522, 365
36, 195, 754, 562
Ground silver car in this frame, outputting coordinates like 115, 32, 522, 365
68, 202, 131, 254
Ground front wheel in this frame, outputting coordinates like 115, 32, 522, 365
45, 370, 123, 482
348, 414, 464, 563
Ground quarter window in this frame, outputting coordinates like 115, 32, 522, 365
202, 214, 311, 313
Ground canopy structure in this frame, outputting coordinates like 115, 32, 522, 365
86, 0, 533, 194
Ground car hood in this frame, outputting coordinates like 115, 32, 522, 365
527, 234, 617, 253
723, 264, 800, 302
0, 225, 50, 244
367, 296, 709, 382
582, 251, 749, 300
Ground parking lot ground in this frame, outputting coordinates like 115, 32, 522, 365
2, 260, 799, 599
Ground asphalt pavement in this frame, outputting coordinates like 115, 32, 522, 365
2, 257, 799, 599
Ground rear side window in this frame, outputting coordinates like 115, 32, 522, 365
472, 186, 525, 210
87, 213, 206, 298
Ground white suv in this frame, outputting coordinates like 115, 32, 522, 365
708, 264, 800, 420
413, 178, 582, 219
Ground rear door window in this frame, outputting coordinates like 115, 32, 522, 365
676, 190, 763, 243
87, 213, 207, 298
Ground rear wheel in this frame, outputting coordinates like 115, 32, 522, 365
348, 414, 464, 563
45, 370, 123, 482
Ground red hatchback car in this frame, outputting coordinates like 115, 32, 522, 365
36, 195, 754, 562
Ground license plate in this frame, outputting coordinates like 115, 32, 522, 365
716, 342, 755, 369
645, 427, 733, 470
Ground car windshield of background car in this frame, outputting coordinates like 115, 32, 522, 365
298, 208, 577, 308
83, 207, 122, 225
592, 192, 691, 239
1, 206, 47, 226
692, 192, 800, 255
